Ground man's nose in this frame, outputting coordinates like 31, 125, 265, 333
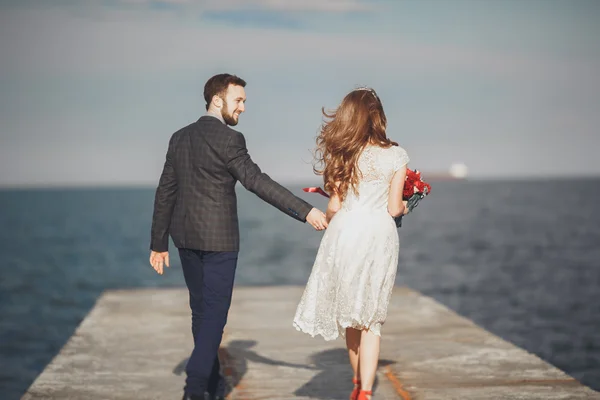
239, 102, 245, 113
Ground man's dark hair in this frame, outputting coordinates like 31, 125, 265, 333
203, 73, 246, 110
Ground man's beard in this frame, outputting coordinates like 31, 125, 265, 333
221, 103, 238, 126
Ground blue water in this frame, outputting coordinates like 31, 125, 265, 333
1, 180, 599, 398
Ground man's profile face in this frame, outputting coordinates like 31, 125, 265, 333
220, 84, 246, 126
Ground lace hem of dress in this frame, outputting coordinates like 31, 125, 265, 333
293, 317, 383, 341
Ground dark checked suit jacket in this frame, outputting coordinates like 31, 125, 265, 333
150, 115, 314, 252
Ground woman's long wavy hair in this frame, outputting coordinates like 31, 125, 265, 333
314, 87, 398, 201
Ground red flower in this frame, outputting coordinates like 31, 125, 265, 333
402, 169, 431, 200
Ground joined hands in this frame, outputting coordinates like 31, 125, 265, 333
306, 208, 328, 231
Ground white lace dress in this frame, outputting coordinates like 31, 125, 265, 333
293, 145, 410, 341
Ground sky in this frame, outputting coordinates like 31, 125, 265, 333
0, 0, 599, 187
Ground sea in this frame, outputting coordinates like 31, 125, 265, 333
0, 179, 599, 399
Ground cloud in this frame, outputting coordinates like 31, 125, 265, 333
118, 0, 192, 4
110, 0, 373, 29
123, 0, 192, 3
115, 0, 372, 13
1, 4, 597, 92
202, 9, 306, 30
208, 0, 371, 13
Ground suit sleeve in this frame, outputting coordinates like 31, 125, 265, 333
226, 132, 313, 222
150, 135, 178, 252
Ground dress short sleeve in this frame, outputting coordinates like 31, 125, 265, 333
392, 146, 410, 172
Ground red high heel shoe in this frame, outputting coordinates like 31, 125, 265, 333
357, 389, 372, 400
350, 378, 361, 400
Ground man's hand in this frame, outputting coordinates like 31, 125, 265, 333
149, 251, 170, 275
306, 208, 328, 231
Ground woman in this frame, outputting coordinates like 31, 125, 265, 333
293, 87, 409, 400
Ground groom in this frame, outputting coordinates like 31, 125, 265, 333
149, 73, 328, 400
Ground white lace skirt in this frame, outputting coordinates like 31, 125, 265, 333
293, 208, 400, 341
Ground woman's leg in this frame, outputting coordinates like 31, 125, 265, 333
346, 327, 361, 382
358, 329, 380, 396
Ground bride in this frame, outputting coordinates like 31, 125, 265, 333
294, 87, 410, 400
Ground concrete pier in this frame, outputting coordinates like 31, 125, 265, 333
22, 286, 600, 399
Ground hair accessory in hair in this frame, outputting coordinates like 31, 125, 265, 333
354, 86, 378, 99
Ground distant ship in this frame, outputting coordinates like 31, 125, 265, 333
421, 163, 468, 181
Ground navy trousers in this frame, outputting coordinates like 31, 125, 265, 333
178, 249, 238, 397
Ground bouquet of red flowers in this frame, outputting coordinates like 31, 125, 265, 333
394, 168, 431, 227
303, 169, 431, 228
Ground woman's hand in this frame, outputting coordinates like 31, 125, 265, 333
402, 200, 409, 215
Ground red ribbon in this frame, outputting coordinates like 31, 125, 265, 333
303, 187, 330, 198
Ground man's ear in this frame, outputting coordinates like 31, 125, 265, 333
212, 95, 223, 109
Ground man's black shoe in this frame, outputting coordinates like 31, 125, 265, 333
181, 394, 203, 400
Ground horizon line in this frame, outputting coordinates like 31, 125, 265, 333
1, 173, 599, 190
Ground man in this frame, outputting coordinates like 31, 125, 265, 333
149, 73, 328, 400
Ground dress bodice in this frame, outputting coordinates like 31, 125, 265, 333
341, 145, 410, 213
